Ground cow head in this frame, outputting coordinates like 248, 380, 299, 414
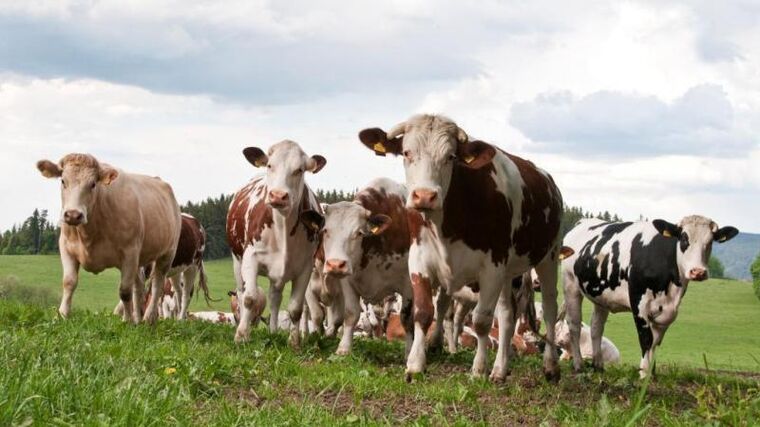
37, 154, 119, 226
243, 140, 326, 214
653, 215, 738, 282
359, 114, 495, 211
301, 202, 391, 277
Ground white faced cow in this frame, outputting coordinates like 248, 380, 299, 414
561, 216, 738, 377
37, 153, 181, 324
226, 141, 326, 348
359, 114, 564, 382
301, 178, 416, 356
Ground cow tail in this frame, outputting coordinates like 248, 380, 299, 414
197, 260, 220, 305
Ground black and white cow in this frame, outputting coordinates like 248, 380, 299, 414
561, 216, 738, 377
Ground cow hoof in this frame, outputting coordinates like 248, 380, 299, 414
335, 348, 350, 356
544, 367, 561, 383
489, 368, 509, 384
405, 371, 424, 383
288, 335, 301, 351
234, 331, 250, 344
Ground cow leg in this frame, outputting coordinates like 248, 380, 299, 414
471, 270, 503, 378
337, 280, 360, 355
305, 282, 325, 336
235, 249, 263, 343
324, 275, 344, 337
563, 271, 585, 373
58, 250, 80, 318
400, 296, 414, 357
590, 305, 610, 372
268, 280, 284, 333
406, 273, 434, 381
144, 255, 171, 325
633, 314, 655, 378
491, 282, 517, 383
452, 300, 471, 352
443, 302, 457, 353
286, 267, 312, 349
181, 266, 198, 320
428, 289, 451, 353
117, 253, 140, 324
536, 256, 561, 382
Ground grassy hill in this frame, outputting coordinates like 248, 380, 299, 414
712, 232, 760, 281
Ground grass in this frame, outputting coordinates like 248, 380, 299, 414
1, 255, 759, 424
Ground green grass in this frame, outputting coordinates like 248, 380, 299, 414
0, 300, 758, 425
2, 255, 758, 371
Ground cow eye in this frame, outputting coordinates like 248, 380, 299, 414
679, 232, 690, 251
448, 154, 457, 161
267, 164, 272, 169
61, 180, 67, 188
403, 150, 412, 160
90, 182, 96, 189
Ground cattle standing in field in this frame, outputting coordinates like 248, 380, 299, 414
37, 154, 181, 324
226, 141, 326, 348
561, 216, 738, 377
359, 114, 564, 382
300, 178, 416, 356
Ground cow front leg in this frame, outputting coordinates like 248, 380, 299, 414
304, 278, 325, 336
428, 289, 451, 353
590, 305, 610, 372
406, 273, 434, 381
180, 266, 198, 320
336, 280, 360, 356
286, 268, 312, 350
471, 277, 502, 379
58, 249, 80, 318
117, 253, 140, 324
235, 250, 262, 343
144, 255, 171, 325
633, 314, 655, 378
268, 280, 284, 333
490, 283, 516, 383
400, 296, 415, 357
536, 257, 561, 382
563, 272, 585, 373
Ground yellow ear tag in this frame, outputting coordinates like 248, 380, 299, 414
373, 142, 386, 154
464, 155, 475, 164
558, 252, 567, 261
662, 230, 672, 238
370, 225, 380, 234
254, 159, 266, 167
719, 236, 727, 242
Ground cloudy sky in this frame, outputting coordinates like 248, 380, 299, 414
1, 0, 758, 232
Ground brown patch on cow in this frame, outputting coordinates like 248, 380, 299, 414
406, 209, 429, 244
410, 273, 434, 328
226, 178, 273, 258
441, 147, 513, 265
507, 153, 563, 265
173, 214, 205, 268
385, 313, 406, 341
355, 188, 411, 268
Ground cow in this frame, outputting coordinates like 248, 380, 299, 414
37, 153, 181, 324
300, 178, 416, 356
226, 141, 326, 348
358, 114, 564, 382
561, 216, 738, 377
555, 319, 621, 365
189, 311, 236, 324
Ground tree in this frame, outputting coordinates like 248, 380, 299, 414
708, 256, 726, 279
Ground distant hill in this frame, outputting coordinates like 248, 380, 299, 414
712, 232, 760, 281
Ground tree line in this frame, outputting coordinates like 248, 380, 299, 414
0, 193, 729, 280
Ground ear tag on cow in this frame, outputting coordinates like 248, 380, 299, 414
373, 142, 387, 157
254, 159, 266, 167
662, 230, 672, 238
718, 235, 727, 242
370, 225, 380, 234
558, 252, 568, 261
463, 155, 475, 164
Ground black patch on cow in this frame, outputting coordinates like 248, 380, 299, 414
573, 222, 633, 297
679, 232, 690, 252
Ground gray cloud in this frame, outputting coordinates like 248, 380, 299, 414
510, 84, 756, 157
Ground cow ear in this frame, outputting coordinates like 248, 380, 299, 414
37, 160, 62, 178
299, 210, 325, 234
98, 167, 119, 186
358, 128, 403, 157
713, 226, 739, 243
307, 155, 327, 174
243, 147, 268, 168
366, 214, 392, 235
652, 219, 680, 238
558, 246, 575, 260
456, 140, 496, 169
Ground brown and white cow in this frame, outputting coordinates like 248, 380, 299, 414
166, 213, 215, 319
300, 178, 416, 356
226, 140, 326, 348
37, 154, 181, 324
359, 114, 564, 382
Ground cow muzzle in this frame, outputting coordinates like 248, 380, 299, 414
410, 188, 439, 211
63, 209, 86, 226
267, 190, 290, 209
688, 267, 708, 281
324, 259, 349, 276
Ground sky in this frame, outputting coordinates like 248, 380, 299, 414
1, 0, 758, 233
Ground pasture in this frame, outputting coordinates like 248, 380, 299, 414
1, 255, 759, 425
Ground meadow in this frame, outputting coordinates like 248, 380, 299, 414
1, 255, 759, 425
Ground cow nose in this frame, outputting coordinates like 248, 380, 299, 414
689, 268, 708, 281
411, 189, 438, 209
63, 209, 84, 225
324, 259, 348, 275
268, 190, 289, 206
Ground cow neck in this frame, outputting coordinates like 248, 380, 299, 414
271, 184, 308, 246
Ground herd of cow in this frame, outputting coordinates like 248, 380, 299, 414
36, 114, 739, 383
